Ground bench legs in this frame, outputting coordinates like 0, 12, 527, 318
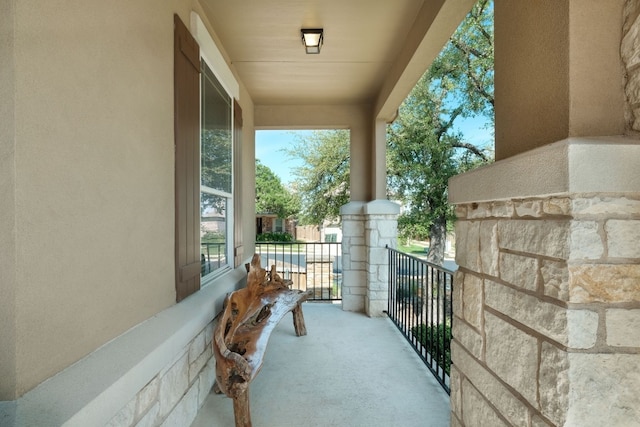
232, 388, 252, 427
292, 303, 307, 336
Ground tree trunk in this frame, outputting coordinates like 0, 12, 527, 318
426, 217, 446, 266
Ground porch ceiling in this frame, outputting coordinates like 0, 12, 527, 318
199, 0, 474, 117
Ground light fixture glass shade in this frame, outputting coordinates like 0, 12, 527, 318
301, 28, 323, 54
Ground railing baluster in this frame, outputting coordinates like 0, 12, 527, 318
385, 246, 453, 395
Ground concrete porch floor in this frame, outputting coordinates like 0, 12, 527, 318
192, 302, 450, 427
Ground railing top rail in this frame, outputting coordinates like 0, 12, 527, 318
256, 241, 341, 245
386, 245, 455, 275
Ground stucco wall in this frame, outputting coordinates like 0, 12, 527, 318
1, 0, 18, 401
494, 0, 626, 160
2, 0, 257, 399
11, 0, 178, 397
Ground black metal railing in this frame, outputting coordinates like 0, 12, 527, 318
255, 241, 342, 301
201, 242, 226, 276
386, 246, 454, 394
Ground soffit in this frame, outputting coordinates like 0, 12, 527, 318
199, 0, 426, 106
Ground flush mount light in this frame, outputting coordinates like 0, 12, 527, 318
301, 28, 323, 54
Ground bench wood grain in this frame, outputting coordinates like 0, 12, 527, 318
212, 254, 311, 427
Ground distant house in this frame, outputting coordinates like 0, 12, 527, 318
256, 213, 296, 237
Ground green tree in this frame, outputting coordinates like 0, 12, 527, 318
387, 0, 494, 265
284, 130, 350, 225
255, 160, 300, 219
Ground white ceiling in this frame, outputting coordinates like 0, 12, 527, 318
199, 0, 428, 106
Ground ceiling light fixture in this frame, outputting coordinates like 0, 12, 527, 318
301, 28, 323, 54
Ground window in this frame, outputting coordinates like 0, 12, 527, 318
174, 13, 240, 301
200, 60, 233, 279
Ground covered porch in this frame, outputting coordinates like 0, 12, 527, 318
192, 303, 450, 427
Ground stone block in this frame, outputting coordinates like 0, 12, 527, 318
135, 402, 159, 427
106, 398, 135, 427
158, 353, 189, 419
485, 280, 598, 348
462, 378, 509, 427
572, 196, 640, 217
136, 376, 159, 420
198, 360, 217, 407
569, 221, 603, 260
515, 200, 543, 218
188, 330, 205, 365
606, 309, 640, 347
566, 353, 640, 426
538, 342, 569, 426
342, 294, 365, 312
452, 271, 464, 316
375, 219, 398, 238
455, 204, 467, 219
499, 252, 538, 291
367, 247, 386, 265
350, 245, 366, 262
531, 415, 554, 427
468, 202, 492, 219
492, 201, 515, 218
498, 219, 569, 259
366, 298, 386, 317
569, 264, 640, 303
453, 318, 483, 361
189, 344, 212, 383
463, 274, 483, 330
451, 341, 529, 427
543, 198, 571, 216
540, 259, 569, 301
450, 366, 462, 418
485, 312, 538, 404
159, 382, 199, 427
455, 220, 480, 271
204, 321, 214, 347
606, 219, 640, 258
480, 220, 499, 277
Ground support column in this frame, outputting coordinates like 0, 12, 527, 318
448, 139, 640, 427
364, 200, 399, 317
340, 202, 367, 312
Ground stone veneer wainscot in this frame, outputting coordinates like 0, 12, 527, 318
448, 138, 640, 427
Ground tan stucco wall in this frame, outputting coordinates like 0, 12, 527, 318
1, 0, 260, 399
494, 0, 626, 160
1, 0, 18, 400
10, 0, 180, 397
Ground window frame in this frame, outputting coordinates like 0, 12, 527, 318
199, 58, 234, 283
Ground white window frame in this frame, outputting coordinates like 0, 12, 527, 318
192, 12, 239, 283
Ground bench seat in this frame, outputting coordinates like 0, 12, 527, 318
212, 254, 310, 427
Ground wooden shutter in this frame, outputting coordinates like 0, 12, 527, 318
233, 99, 244, 267
174, 14, 201, 301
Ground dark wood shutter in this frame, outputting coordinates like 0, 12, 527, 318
233, 99, 244, 267
174, 14, 201, 301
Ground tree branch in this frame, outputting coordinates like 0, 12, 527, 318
452, 141, 488, 162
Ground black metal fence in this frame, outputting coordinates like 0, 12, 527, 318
255, 242, 342, 301
386, 246, 454, 394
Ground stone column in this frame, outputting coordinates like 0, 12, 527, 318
364, 200, 399, 317
448, 139, 640, 427
340, 202, 367, 312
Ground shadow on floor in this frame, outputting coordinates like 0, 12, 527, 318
192, 303, 450, 427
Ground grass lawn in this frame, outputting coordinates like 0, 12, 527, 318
397, 242, 428, 256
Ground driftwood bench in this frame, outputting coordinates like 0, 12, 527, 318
212, 254, 311, 427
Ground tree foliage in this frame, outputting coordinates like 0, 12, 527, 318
387, 0, 494, 264
255, 160, 300, 219
284, 130, 350, 225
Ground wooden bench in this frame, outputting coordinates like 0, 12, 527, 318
212, 254, 311, 427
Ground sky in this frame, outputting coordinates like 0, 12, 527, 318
255, 114, 493, 185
